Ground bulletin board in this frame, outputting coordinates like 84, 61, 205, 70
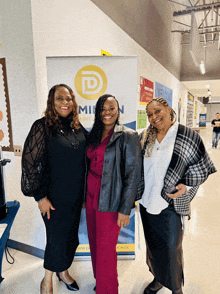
186, 92, 194, 128
0, 58, 13, 151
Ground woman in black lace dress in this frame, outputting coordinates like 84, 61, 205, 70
21, 84, 87, 294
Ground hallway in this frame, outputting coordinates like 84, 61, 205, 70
1, 124, 219, 294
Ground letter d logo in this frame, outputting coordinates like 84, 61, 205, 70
74, 65, 107, 100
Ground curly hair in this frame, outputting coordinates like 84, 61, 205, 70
140, 97, 177, 158
88, 94, 120, 148
44, 84, 80, 135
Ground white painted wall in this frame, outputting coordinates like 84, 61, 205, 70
0, 0, 45, 249
1, 0, 191, 249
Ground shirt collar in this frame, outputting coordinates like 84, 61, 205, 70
157, 121, 179, 145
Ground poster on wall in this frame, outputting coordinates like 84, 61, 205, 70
199, 113, 207, 127
178, 102, 181, 123
194, 101, 197, 119
139, 77, 153, 105
0, 58, 13, 151
137, 110, 147, 129
46, 56, 137, 257
186, 92, 194, 128
155, 82, 173, 106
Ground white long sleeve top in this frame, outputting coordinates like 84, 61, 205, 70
139, 122, 179, 214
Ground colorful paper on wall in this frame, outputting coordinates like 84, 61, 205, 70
137, 110, 147, 129
199, 113, 206, 127
155, 82, 173, 107
194, 101, 197, 119
139, 77, 153, 105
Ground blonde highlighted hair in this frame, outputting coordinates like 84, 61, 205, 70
140, 97, 177, 157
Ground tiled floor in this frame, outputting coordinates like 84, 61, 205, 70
1, 124, 219, 294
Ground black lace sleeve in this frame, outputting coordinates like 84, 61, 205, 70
21, 118, 49, 201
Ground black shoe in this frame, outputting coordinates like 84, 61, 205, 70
56, 272, 79, 291
144, 279, 163, 294
93, 285, 96, 291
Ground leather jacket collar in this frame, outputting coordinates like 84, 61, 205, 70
107, 124, 124, 147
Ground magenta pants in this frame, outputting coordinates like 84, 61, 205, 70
86, 172, 121, 294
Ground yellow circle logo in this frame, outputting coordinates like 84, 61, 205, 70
74, 65, 107, 100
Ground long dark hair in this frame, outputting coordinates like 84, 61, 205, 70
44, 84, 80, 135
88, 94, 120, 148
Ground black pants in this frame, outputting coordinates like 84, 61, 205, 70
140, 203, 184, 292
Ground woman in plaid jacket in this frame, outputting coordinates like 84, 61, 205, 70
139, 97, 216, 294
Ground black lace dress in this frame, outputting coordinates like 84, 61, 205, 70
21, 116, 87, 272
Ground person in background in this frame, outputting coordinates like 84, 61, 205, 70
139, 97, 216, 294
85, 94, 142, 294
21, 84, 88, 294
211, 112, 220, 148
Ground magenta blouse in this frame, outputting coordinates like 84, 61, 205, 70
86, 128, 114, 210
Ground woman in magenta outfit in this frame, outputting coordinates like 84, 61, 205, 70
85, 94, 142, 294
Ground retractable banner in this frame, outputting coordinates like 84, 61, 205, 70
47, 56, 137, 257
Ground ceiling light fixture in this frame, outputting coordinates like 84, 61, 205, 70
200, 61, 205, 74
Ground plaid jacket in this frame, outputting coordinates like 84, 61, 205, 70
140, 124, 217, 218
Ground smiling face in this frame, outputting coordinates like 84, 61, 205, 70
101, 97, 119, 128
54, 87, 74, 117
147, 101, 172, 131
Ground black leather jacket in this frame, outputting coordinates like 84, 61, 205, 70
86, 124, 142, 215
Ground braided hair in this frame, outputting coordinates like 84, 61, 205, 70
141, 97, 177, 158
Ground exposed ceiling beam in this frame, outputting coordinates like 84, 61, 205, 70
215, 8, 219, 42
181, 39, 219, 44
198, 9, 210, 28
173, 2, 220, 16
200, 25, 220, 30
172, 24, 220, 32
193, 2, 220, 10
172, 29, 220, 34
215, 8, 220, 18
202, 0, 207, 44
173, 20, 191, 27
218, 33, 220, 50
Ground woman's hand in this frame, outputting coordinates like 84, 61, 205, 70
117, 212, 130, 227
38, 198, 55, 219
166, 184, 187, 199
